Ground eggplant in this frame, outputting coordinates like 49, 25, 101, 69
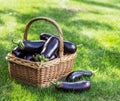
40, 33, 77, 54
12, 47, 25, 58
52, 80, 91, 91
23, 54, 35, 61
12, 40, 45, 54
23, 40, 45, 53
64, 41, 76, 54
41, 36, 60, 59
66, 70, 94, 82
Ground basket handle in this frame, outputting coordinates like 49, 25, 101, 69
23, 17, 64, 58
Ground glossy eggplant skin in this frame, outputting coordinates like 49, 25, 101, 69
40, 33, 77, 54
66, 70, 93, 82
41, 36, 60, 59
23, 40, 45, 53
22, 40, 45, 53
64, 41, 77, 54
56, 80, 91, 91
12, 47, 25, 58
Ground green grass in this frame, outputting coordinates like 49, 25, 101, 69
0, 0, 120, 101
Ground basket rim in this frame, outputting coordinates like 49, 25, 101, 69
6, 52, 77, 69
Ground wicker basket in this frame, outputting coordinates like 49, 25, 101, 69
6, 17, 77, 87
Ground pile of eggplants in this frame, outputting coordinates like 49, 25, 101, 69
12, 33, 77, 62
40, 33, 77, 54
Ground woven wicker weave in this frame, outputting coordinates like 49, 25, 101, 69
6, 17, 77, 87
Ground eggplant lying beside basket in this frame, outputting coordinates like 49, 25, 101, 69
50, 80, 91, 92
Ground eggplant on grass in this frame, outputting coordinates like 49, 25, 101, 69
40, 33, 77, 54
50, 80, 91, 92
66, 69, 99, 82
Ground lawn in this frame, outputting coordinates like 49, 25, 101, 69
0, 0, 120, 101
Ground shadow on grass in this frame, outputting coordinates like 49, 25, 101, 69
0, 19, 5, 26
14, 7, 78, 38
77, 0, 120, 11
0, 44, 13, 100
65, 19, 113, 30
0, 42, 11, 84
16, 7, 113, 29
0, 7, 78, 40
0, 6, 114, 38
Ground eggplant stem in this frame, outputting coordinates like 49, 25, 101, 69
19, 40, 24, 49
33, 54, 48, 69
12, 39, 24, 49
77, 44, 83, 47
48, 79, 57, 86
39, 61, 43, 68
12, 39, 18, 45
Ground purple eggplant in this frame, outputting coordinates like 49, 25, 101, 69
41, 36, 60, 59
66, 70, 95, 82
51, 80, 91, 91
64, 41, 77, 54
12, 47, 25, 58
23, 54, 35, 61
40, 33, 77, 54
12, 40, 45, 54
22, 40, 45, 53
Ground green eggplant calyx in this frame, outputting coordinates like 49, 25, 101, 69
48, 79, 58, 86
33, 54, 49, 68
18, 41, 24, 49
33, 54, 40, 62
33, 54, 48, 62
40, 55, 49, 62
12, 39, 25, 49
18, 40, 24, 49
